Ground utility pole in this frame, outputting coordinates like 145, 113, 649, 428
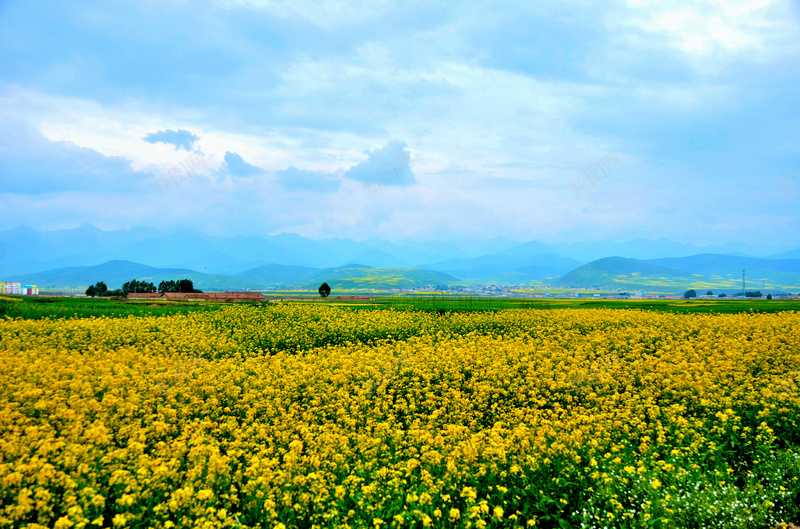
742, 270, 745, 297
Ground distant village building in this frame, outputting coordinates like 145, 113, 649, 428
127, 291, 264, 302
125, 292, 163, 299
206, 292, 265, 302
0, 282, 35, 295
161, 292, 209, 302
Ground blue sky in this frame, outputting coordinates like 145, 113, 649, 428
1, 0, 799, 248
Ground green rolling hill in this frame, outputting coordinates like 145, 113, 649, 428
554, 256, 800, 293
233, 263, 466, 289
298, 264, 466, 290
425, 252, 582, 280
12, 254, 799, 294
647, 254, 800, 275
554, 257, 692, 289
7, 261, 467, 291
235, 264, 319, 287
7, 260, 261, 291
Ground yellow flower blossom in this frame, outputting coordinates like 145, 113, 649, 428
0, 305, 797, 528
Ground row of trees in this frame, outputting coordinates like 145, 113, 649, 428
738, 290, 764, 298
683, 290, 719, 298
157, 279, 201, 293
85, 279, 201, 297
684, 289, 771, 299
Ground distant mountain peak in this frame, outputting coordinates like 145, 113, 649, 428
337, 263, 374, 269
1, 225, 38, 235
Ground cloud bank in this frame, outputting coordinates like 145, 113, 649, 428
0, 0, 798, 247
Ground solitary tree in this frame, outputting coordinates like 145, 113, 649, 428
767, 293, 773, 300
86, 281, 108, 297
683, 289, 697, 299
706, 291, 713, 296
318, 282, 331, 298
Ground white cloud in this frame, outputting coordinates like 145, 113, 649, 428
1, 1, 798, 246
0, 87, 354, 178
278, 45, 612, 179
615, 0, 800, 68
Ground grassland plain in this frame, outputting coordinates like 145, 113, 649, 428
0, 296, 220, 320
1, 304, 800, 529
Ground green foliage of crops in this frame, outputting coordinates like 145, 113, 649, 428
4, 295, 800, 320
0, 296, 222, 320
2, 304, 800, 528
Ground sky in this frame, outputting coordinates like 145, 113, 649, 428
1, 0, 799, 248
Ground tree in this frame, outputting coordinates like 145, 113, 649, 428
683, 289, 697, 299
177, 279, 197, 293
706, 291, 713, 296
318, 282, 331, 298
157, 279, 201, 293
122, 279, 156, 294
767, 293, 772, 300
718, 293, 727, 298
86, 281, 108, 297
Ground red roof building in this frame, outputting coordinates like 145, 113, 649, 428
126, 291, 264, 302
127, 293, 163, 299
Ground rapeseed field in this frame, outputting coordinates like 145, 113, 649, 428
1, 305, 799, 528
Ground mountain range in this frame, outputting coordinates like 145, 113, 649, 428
0, 223, 520, 276
2, 225, 799, 293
